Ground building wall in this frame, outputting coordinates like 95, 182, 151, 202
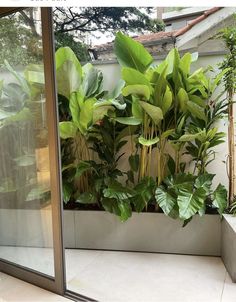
94, 54, 229, 189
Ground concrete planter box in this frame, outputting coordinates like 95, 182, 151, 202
64, 210, 221, 256
0, 208, 221, 256
221, 214, 236, 282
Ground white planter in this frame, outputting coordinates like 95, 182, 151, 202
63, 211, 221, 256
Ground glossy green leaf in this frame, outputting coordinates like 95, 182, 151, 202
55, 47, 82, 99
101, 198, 121, 216
122, 84, 150, 100
118, 200, 132, 221
177, 184, 206, 220
162, 85, 172, 115
187, 101, 206, 121
138, 136, 159, 146
129, 154, 139, 172
76, 192, 97, 204
75, 161, 93, 178
139, 101, 163, 125
114, 116, 142, 125
114, 32, 153, 73
103, 180, 134, 200
177, 88, 189, 112
195, 173, 215, 194
59, 121, 77, 139
122, 67, 150, 86
212, 184, 227, 215
155, 186, 178, 219
132, 98, 143, 119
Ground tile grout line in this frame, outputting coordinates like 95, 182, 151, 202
220, 269, 227, 302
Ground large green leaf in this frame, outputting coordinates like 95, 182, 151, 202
79, 98, 96, 134
138, 136, 159, 146
195, 174, 215, 194
177, 184, 206, 220
118, 200, 132, 222
162, 86, 173, 115
101, 198, 121, 216
129, 154, 139, 172
59, 121, 77, 139
122, 67, 150, 87
114, 32, 153, 73
122, 84, 150, 100
212, 184, 227, 215
81, 63, 103, 98
130, 98, 142, 120
155, 186, 178, 219
132, 177, 155, 212
139, 101, 163, 125
55, 47, 82, 99
114, 116, 142, 125
75, 161, 93, 178
177, 88, 189, 112
62, 183, 73, 204
187, 101, 206, 121
103, 180, 134, 200
76, 192, 97, 204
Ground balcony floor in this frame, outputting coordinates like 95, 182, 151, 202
0, 247, 236, 301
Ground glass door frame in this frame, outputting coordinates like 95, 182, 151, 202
0, 7, 65, 296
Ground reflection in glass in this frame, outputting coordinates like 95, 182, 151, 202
0, 8, 54, 277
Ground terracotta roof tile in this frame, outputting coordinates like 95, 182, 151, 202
173, 7, 221, 37
94, 7, 221, 50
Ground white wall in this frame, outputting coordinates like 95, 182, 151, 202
94, 54, 229, 189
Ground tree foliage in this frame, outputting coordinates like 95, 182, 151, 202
53, 7, 164, 35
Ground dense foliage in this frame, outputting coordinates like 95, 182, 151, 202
57, 33, 228, 225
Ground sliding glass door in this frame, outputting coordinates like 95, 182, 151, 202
0, 7, 65, 294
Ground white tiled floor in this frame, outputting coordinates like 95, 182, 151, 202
0, 272, 70, 302
0, 248, 236, 302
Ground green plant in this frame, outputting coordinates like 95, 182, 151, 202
155, 173, 227, 224
114, 32, 227, 184
57, 36, 229, 224
218, 22, 236, 203
56, 47, 126, 202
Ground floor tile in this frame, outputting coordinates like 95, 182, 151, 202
221, 272, 236, 302
0, 273, 70, 302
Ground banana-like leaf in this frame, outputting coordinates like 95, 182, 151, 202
187, 101, 206, 121
138, 136, 159, 146
59, 121, 77, 139
107, 79, 125, 99
122, 67, 150, 87
177, 88, 189, 112
162, 85, 173, 115
139, 101, 163, 125
212, 184, 227, 215
81, 63, 103, 98
103, 180, 134, 200
79, 98, 96, 134
114, 32, 153, 73
55, 47, 82, 99
177, 184, 206, 220
122, 84, 150, 100
114, 116, 142, 125
132, 98, 143, 119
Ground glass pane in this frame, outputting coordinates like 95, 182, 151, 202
0, 8, 54, 277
